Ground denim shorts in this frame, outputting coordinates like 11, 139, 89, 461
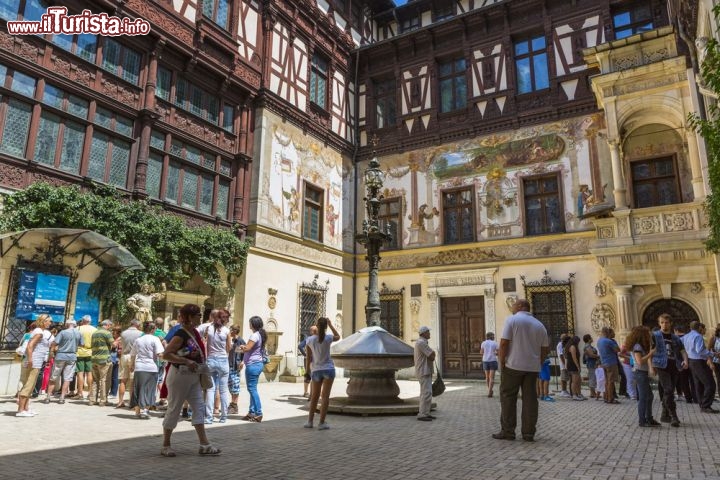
483, 361, 498, 371
311, 368, 336, 382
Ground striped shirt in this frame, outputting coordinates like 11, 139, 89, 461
91, 328, 114, 364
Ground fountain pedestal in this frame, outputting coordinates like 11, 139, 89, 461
328, 326, 432, 414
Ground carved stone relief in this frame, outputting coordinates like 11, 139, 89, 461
590, 303, 616, 332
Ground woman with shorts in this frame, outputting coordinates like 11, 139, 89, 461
304, 317, 340, 430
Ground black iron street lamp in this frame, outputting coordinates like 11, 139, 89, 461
355, 155, 392, 327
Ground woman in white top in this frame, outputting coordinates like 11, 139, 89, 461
130, 321, 165, 418
304, 317, 340, 430
203, 309, 231, 424
17, 314, 54, 417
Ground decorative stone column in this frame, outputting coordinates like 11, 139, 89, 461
607, 139, 628, 209
484, 286, 496, 334
615, 285, 634, 337
685, 132, 706, 201
702, 283, 720, 325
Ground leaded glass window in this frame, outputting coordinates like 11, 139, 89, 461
222, 104, 234, 132
35, 113, 61, 165
303, 183, 323, 242
59, 121, 85, 173
165, 162, 180, 203
375, 79, 396, 129
379, 197, 401, 250
217, 180, 230, 219
439, 58, 467, 113
182, 169, 199, 208
102, 38, 141, 85
0, 0, 17, 20
150, 130, 166, 150
0, 99, 32, 157
200, 174, 214, 214
157, 67, 171, 101
88, 132, 129, 187
146, 153, 163, 199
443, 187, 474, 244
53, 33, 97, 64
310, 53, 328, 109
523, 174, 564, 235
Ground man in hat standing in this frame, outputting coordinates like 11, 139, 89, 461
493, 299, 549, 441
414, 326, 436, 421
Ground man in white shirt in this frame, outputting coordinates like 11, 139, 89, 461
493, 299, 549, 442
414, 326, 436, 422
480, 332, 499, 398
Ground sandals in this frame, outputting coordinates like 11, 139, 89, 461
161, 447, 176, 457
198, 444, 221, 456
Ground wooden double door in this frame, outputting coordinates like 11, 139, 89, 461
441, 296, 485, 379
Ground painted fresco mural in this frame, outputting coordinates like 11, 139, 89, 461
262, 121, 344, 250
355, 114, 603, 249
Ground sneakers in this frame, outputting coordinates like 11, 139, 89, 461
139, 409, 150, 419
573, 395, 587, 401
558, 391, 572, 398
541, 396, 555, 402
670, 417, 680, 427
303, 421, 314, 428
15, 411, 35, 417
318, 422, 330, 430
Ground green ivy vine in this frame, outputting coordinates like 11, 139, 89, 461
0, 182, 250, 318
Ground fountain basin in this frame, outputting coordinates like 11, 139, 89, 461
330, 326, 415, 408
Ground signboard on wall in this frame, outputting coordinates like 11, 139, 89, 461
74, 282, 100, 326
16, 271, 70, 322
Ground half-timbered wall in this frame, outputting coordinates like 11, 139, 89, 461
269, 23, 309, 112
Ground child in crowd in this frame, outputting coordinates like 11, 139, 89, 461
538, 354, 554, 401
595, 364, 606, 401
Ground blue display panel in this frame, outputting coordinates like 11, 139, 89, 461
74, 282, 100, 326
16, 271, 70, 322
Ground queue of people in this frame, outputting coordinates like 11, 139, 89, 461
15, 304, 342, 457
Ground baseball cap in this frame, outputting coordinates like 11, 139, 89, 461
418, 326, 430, 334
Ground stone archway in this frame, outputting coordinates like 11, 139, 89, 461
641, 298, 700, 331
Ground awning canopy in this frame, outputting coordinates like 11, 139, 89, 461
0, 228, 145, 273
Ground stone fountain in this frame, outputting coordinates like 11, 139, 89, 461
328, 148, 420, 414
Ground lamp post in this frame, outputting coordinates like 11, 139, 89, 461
355, 155, 392, 327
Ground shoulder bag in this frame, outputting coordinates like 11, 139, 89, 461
432, 361, 446, 397
182, 327, 214, 390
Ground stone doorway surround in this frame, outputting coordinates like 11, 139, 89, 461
424, 268, 497, 371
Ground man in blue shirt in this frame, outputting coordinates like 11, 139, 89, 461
683, 321, 719, 413
597, 326, 620, 404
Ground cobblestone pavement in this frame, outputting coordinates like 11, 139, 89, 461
2, 380, 720, 480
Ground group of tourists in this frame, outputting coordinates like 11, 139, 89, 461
471, 298, 720, 441
16, 304, 341, 457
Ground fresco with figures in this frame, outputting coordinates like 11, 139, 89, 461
356, 114, 604, 249
261, 121, 344, 250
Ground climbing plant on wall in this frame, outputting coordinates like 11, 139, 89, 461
690, 5, 720, 252
0, 182, 250, 318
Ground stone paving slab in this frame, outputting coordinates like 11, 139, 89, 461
1, 380, 720, 480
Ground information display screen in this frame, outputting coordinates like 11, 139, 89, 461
16, 271, 70, 322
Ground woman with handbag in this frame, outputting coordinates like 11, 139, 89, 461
304, 317, 340, 430
160, 304, 220, 457
238, 316, 267, 422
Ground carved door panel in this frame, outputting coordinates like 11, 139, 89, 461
441, 296, 485, 379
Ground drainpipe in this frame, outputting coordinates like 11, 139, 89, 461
351, 46, 361, 334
